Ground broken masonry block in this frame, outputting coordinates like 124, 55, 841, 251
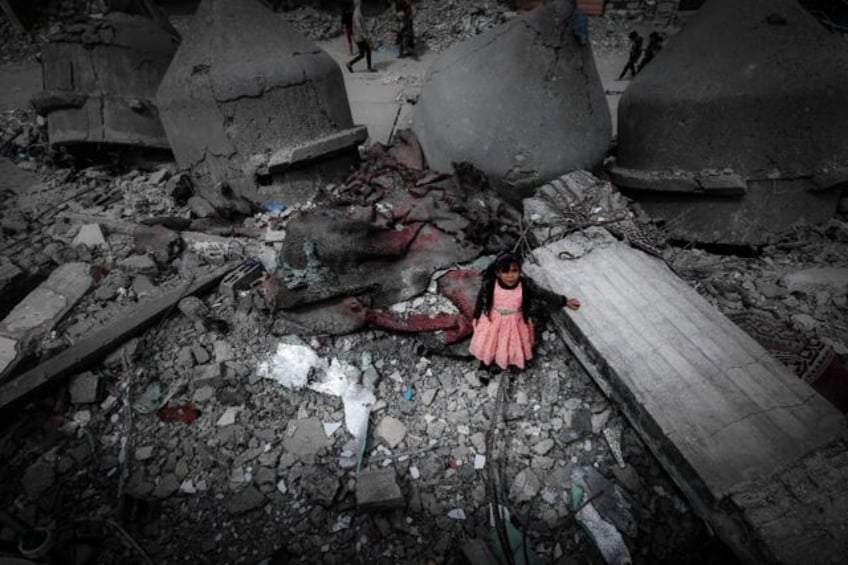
355, 468, 405, 512
36, 10, 178, 149
133, 224, 184, 265
412, 0, 610, 205
69, 371, 100, 404
157, 0, 367, 207
616, 0, 848, 245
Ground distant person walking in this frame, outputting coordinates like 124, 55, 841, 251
618, 31, 643, 80
637, 32, 664, 74
341, 1, 354, 55
346, 0, 373, 72
395, 0, 415, 58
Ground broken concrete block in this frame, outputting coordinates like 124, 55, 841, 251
36, 12, 177, 148
0, 336, 18, 377
509, 468, 541, 503
412, 0, 610, 203
213, 340, 233, 363
0, 262, 91, 339
133, 225, 183, 265
22, 458, 55, 498
187, 195, 217, 219
282, 418, 331, 458
131, 275, 156, 299
72, 223, 107, 247
153, 474, 181, 499
69, 371, 99, 404
118, 254, 158, 275
616, 0, 848, 244
224, 485, 266, 515
375, 416, 407, 449
356, 468, 405, 512
178, 296, 209, 321
157, 0, 366, 205
782, 268, 848, 296
191, 343, 210, 365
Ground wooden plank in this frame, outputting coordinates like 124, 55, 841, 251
0, 264, 236, 411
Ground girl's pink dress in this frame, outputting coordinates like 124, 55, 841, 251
469, 282, 535, 370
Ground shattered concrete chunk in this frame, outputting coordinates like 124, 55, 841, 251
224, 485, 266, 515
510, 468, 541, 503
0, 261, 91, 338
282, 418, 331, 458
134, 224, 183, 265
356, 468, 405, 512
153, 474, 180, 499
118, 254, 158, 275
156, 0, 365, 205
375, 416, 407, 449
616, 0, 848, 244
69, 371, 99, 404
412, 0, 610, 201
22, 458, 55, 497
782, 268, 848, 295
37, 12, 177, 149
178, 296, 209, 322
216, 406, 240, 427
72, 223, 107, 247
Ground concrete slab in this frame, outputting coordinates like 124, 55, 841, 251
0, 335, 18, 376
0, 262, 91, 339
524, 227, 848, 565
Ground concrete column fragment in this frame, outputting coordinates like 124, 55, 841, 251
33, 12, 178, 149
156, 0, 367, 205
411, 0, 611, 204
615, 0, 848, 244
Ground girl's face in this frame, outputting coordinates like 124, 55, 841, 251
496, 262, 521, 287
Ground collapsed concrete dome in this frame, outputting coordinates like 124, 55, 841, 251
156, 0, 367, 206
613, 0, 848, 245
32, 11, 178, 149
411, 0, 611, 204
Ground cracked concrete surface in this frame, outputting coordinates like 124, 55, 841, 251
411, 0, 611, 205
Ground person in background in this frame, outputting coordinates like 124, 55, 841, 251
346, 0, 373, 72
618, 31, 643, 80
637, 31, 664, 74
395, 0, 415, 58
341, 1, 354, 55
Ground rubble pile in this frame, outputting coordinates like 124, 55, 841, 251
0, 108, 48, 167
0, 301, 722, 562
278, 0, 515, 54
665, 219, 848, 368
1, 3, 844, 564
0, 138, 738, 562
0, 12, 44, 63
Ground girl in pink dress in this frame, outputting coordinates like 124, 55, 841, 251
469, 252, 581, 375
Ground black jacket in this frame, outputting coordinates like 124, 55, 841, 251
473, 274, 567, 323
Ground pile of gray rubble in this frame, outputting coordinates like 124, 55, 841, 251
1, 1, 847, 564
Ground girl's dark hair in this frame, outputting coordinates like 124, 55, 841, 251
489, 251, 522, 275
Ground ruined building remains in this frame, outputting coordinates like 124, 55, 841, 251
156, 0, 367, 210
31, 7, 179, 149
613, 0, 848, 245
412, 0, 611, 205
